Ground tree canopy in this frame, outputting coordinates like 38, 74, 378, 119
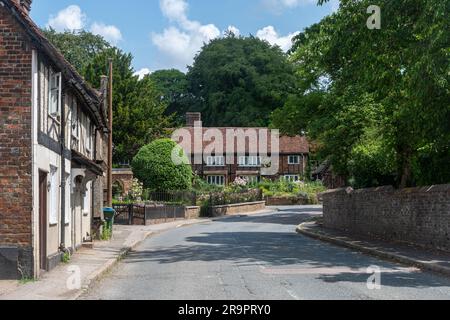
132, 139, 193, 191
187, 35, 297, 127
271, 0, 450, 188
44, 30, 174, 164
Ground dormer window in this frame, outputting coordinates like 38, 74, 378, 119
48, 70, 61, 118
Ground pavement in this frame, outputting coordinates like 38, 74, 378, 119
0, 218, 207, 300
297, 221, 450, 277
79, 206, 450, 300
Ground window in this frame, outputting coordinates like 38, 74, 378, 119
284, 175, 300, 182
238, 156, 261, 167
71, 100, 79, 139
85, 119, 93, 155
48, 70, 61, 118
49, 167, 59, 225
83, 182, 91, 215
206, 156, 225, 166
240, 176, 260, 184
288, 155, 300, 165
207, 176, 225, 186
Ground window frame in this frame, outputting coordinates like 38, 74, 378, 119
238, 156, 262, 167
48, 166, 59, 226
206, 156, 225, 167
288, 155, 301, 165
48, 70, 62, 119
207, 175, 225, 186
284, 175, 300, 182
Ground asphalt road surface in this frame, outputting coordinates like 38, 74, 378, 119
81, 206, 450, 300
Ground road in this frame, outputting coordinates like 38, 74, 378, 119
81, 207, 450, 300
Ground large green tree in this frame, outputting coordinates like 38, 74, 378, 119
187, 35, 297, 127
272, 0, 450, 188
148, 69, 191, 124
44, 30, 174, 164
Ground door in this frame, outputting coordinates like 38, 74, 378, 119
38, 171, 48, 271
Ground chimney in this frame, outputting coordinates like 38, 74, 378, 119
13, 0, 32, 14
186, 112, 202, 127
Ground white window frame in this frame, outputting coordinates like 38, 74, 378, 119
48, 70, 62, 118
240, 176, 260, 184
71, 99, 79, 140
284, 175, 300, 182
288, 155, 300, 165
207, 175, 225, 186
206, 156, 225, 167
48, 166, 59, 225
238, 156, 262, 167
83, 182, 91, 216
85, 118, 93, 156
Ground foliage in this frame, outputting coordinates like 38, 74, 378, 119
209, 189, 263, 206
44, 30, 175, 164
192, 174, 224, 193
42, 28, 110, 74
187, 36, 297, 127
257, 179, 326, 200
148, 69, 191, 124
128, 179, 144, 202
101, 221, 112, 241
272, 0, 450, 188
62, 251, 71, 264
132, 139, 193, 191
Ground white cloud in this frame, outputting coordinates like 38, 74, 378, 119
134, 68, 152, 80
224, 25, 241, 37
152, 0, 220, 71
47, 5, 123, 44
90, 23, 123, 44
47, 5, 86, 31
256, 26, 299, 52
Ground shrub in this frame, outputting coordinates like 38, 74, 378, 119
132, 139, 193, 191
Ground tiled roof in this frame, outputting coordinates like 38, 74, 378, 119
174, 127, 309, 154
4, 0, 106, 128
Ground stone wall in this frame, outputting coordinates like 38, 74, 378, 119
322, 185, 450, 252
144, 205, 200, 225
210, 201, 266, 217
0, 4, 34, 279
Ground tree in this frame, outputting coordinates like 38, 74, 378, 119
44, 29, 176, 164
42, 28, 110, 75
272, 0, 450, 188
132, 139, 193, 191
187, 36, 297, 127
84, 48, 174, 163
148, 69, 191, 124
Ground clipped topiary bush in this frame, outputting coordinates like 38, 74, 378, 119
132, 139, 193, 191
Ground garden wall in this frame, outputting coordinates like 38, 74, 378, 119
144, 205, 200, 225
322, 185, 450, 252
210, 201, 266, 217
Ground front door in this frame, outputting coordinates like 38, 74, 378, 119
38, 171, 48, 271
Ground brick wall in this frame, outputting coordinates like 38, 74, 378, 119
322, 185, 450, 252
0, 5, 34, 278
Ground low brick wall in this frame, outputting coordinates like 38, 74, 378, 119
210, 201, 266, 217
322, 185, 450, 252
266, 196, 310, 206
145, 205, 200, 225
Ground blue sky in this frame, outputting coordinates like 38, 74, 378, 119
31, 0, 338, 76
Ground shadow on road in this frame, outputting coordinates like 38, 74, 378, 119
121, 210, 450, 289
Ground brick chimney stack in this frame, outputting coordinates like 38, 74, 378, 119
186, 112, 202, 127
13, 0, 32, 14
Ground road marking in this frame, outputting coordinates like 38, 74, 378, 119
286, 290, 300, 300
